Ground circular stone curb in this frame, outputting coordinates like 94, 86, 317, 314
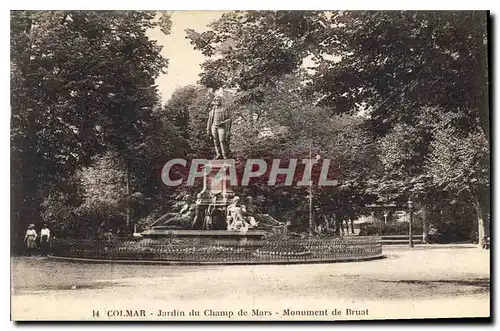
47, 254, 385, 266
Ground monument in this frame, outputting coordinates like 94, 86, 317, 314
141, 92, 271, 242
50, 92, 383, 265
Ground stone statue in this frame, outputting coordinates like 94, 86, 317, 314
151, 195, 198, 230
150, 195, 191, 227
206, 95, 232, 159
191, 193, 207, 230
227, 196, 251, 232
244, 196, 259, 228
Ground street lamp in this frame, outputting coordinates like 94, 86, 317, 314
308, 145, 321, 237
408, 198, 414, 248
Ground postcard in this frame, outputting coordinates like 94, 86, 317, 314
10, 10, 490, 321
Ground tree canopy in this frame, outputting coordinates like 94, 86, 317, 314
187, 10, 490, 245
10, 10, 490, 248
11, 11, 172, 246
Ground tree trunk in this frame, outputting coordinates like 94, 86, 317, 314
126, 170, 130, 229
475, 197, 486, 249
421, 205, 429, 244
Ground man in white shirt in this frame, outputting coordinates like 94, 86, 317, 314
40, 224, 50, 256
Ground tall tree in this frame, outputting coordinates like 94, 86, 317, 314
187, 10, 490, 243
188, 11, 488, 137
427, 112, 490, 247
11, 11, 171, 246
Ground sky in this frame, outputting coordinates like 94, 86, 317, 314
148, 11, 330, 105
147, 11, 225, 103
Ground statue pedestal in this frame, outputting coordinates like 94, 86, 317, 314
195, 160, 236, 230
199, 159, 235, 205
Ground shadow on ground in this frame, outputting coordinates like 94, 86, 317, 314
368, 277, 490, 299
383, 278, 490, 289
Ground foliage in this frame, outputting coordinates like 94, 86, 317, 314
187, 11, 488, 134
11, 11, 171, 246
427, 113, 489, 196
77, 152, 128, 230
10, 11, 490, 247
186, 11, 322, 91
185, 10, 489, 242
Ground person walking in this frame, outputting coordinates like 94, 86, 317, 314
40, 224, 51, 256
24, 224, 37, 256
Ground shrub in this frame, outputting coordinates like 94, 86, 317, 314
359, 222, 423, 236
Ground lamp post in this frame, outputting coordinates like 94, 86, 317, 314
308, 146, 320, 237
308, 146, 313, 236
408, 198, 414, 248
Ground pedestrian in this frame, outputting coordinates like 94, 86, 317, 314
24, 224, 37, 256
40, 223, 51, 256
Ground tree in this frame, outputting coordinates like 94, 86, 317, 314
187, 11, 488, 137
367, 114, 434, 242
187, 11, 489, 242
77, 152, 129, 237
11, 11, 171, 246
213, 74, 378, 231
186, 11, 323, 92
427, 112, 490, 247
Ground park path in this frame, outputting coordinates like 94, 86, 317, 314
11, 246, 490, 321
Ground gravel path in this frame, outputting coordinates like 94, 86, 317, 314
11, 245, 490, 321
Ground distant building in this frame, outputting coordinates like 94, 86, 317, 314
357, 204, 408, 224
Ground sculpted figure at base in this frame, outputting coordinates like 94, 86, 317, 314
227, 196, 252, 232
207, 95, 232, 159
149, 193, 285, 232
150, 195, 192, 228
151, 195, 201, 230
